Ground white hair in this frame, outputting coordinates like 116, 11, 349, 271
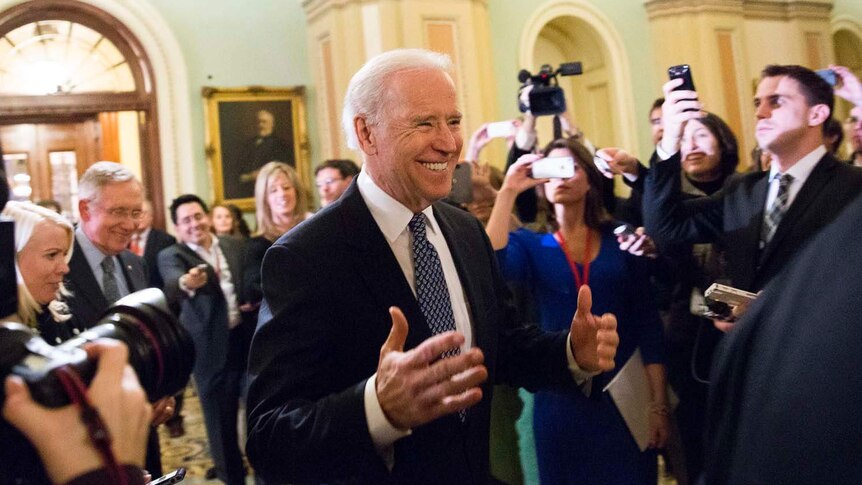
342, 48, 453, 150
1, 201, 74, 327
78, 161, 141, 202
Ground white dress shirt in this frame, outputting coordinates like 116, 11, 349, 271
763, 145, 825, 218
185, 236, 241, 329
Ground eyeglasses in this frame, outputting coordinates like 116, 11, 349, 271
315, 177, 344, 188
100, 206, 143, 221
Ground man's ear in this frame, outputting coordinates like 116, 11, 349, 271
355, 117, 377, 156
78, 199, 91, 222
809, 104, 830, 127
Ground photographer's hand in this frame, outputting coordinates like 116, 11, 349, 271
831, 65, 862, 107
485, 155, 546, 250
2, 340, 151, 485
660, 78, 704, 156
465, 124, 491, 162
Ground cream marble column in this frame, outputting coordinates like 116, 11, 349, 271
643, 0, 834, 166
302, 0, 499, 163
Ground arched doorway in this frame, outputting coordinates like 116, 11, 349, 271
832, 17, 862, 160
0, 0, 166, 226
518, 0, 637, 195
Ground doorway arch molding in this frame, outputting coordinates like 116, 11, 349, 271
518, 0, 638, 152
0, 0, 194, 217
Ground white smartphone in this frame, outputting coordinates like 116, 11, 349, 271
531, 156, 575, 179
704, 283, 757, 307
486, 120, 515, 139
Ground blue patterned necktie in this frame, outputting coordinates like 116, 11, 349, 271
409, 213, 458, 346
408, 213, 464, 421
761, 172, 794, 247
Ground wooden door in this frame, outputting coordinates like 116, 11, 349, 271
0, 119, 101, 204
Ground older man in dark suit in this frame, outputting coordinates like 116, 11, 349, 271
62, 161, 168, 478
644, 65, 862, 323
246, 49, 619, 484
159, 194, 249, 485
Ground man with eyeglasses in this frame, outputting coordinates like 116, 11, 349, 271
314, 158, 359, 208
63, 161, 170, 479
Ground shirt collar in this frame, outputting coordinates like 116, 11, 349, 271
75, 225, 111, 263
768, 145, 826, 183
356, 169, 440, 243
185, 234, 219, 253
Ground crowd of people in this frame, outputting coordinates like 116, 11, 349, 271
1, 47, 862, 485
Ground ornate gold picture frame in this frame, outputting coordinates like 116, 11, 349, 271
203, 86, 309, 211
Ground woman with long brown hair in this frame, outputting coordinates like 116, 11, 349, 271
486, 137, 668, 484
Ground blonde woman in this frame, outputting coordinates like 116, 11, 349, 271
244, 161, 312, 308
1, 200, 74, 344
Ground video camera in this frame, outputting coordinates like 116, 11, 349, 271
0, 288, 195, 407
517, 62, 583, 116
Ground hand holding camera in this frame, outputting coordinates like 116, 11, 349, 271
829, 65, 862, 107
181, 263, 208, 291
594, 148, 640, 179
3, 340, 151, 485
661, 64, 704, 155
614, 224, 658, 258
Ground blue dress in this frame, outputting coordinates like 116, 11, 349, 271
497, 223, 664, 485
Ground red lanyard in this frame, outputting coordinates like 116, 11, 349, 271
554, 229, 592, 290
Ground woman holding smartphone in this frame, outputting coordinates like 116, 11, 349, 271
486, 137, 668, 484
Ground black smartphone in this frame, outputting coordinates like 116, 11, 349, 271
448, 162, 473, 205
147, 467, 186, 485
668, 64, 696, 91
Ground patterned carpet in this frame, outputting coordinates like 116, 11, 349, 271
156, 385, 254, 484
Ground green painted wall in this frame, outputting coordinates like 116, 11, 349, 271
146, 0, 319, 204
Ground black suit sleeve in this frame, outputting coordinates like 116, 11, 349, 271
246, 243, 385, 483
642, 151, 725, 247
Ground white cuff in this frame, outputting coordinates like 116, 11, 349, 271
655, 143, 676, 161
364, 374, 411, 470
566, 332, 599, 396
622, 171, 639, 183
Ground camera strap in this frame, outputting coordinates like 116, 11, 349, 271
55, 365, 128, 485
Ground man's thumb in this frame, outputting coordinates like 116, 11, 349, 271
576, 285, 593, 318
381, 306, 409, 356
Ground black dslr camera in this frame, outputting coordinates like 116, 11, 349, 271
0, 288, 195, 407
517, 62, 583, 116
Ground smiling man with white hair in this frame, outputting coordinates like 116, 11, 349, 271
246, 48, 619, 484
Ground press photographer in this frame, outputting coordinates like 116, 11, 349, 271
0, 200, 194, 485
0, 286, 194, 485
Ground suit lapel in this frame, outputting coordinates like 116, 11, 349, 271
760, 155, 833, 266
338, 184, 431, 349
68, 240, 108, 310
740, 174, 770, 279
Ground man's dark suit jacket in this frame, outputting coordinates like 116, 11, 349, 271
704, 192, 862, 484
142, 228, 176, 289
643, 151, 862, 291
64, 238, 148, 330
246, 183, 577, 484
157, 236, 246, 384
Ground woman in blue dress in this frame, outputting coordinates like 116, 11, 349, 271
486, 137, 669, 484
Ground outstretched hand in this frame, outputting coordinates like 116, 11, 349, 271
376, 307, 488, 430
569, 285, 618, 372
501, 154, 548, 195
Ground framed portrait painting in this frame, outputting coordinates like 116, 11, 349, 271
203, 86, 309, 210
